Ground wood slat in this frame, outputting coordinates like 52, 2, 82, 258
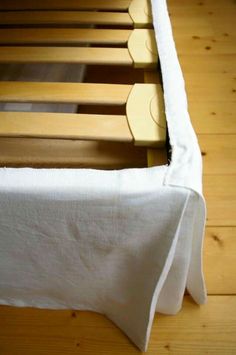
0, 11, 133, 26
0, 46, 133, 66
0, 296, 235, 354
0, 82, 132, 105
204, 227, 236, 294
0, 28, 132, 45
0, 0, 131, 11
0, 112, 133, 142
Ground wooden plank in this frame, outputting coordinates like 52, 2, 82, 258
189, 101, 236, 134
178, 55, 236, 74
209, 17, 236, 36
169, 9, 235, 40
169, 10, 236, 28
0, 296, 235, 354
168, 2, 236, 14
0, 28, 132, 45
204, 227, 236, 294
0, 11, 133, 26
185, 73, 236, 102
0, 82, 132, 105
198, 135, 236, 175
204, 175, 236, 227
149, 296, 236, 354
0, 138, 146, 169
174, 36, 235, 55
0, 0, 131, 11
170, 17, 214, 37
171, 22, 214, 39
168, 0, 235, 7
171, 13, 235, 38
0, 112, 133, 142
0, 47, 133, 66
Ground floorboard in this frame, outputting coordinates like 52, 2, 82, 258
204, 227, 236, 294
0, 297, 235, 355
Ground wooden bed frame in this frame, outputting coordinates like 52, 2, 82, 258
0, 0, 167, 169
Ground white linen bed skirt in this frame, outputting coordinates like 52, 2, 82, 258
0, 0, 207, 351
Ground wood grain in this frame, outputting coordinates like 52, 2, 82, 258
0, 296, 235, 354
204, 227, 236, 294
185, 73, 236, 102
175, 36, 235, 55
0, 0, 236, 354
188, 101, 236, 134
204, 175, 236, 227
179, 54, 236, 74
0, 47, 133, 66
0, 28, 132, 45
199, 134, 236, 174
0, 82, 132, 105
0, 11, 133, 26
149, 296, 236, 354
0, 112, 133, 142
0, 0, 131, 11
168, 0, 235, 8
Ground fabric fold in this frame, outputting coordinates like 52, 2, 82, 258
151, 0, 207, 309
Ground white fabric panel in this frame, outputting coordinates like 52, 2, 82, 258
150, 0, 206, 307
0, 0, 207, 351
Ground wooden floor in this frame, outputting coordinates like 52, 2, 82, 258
0, 0, 236, 354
